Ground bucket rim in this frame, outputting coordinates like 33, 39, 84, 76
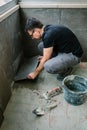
62, 74, 87, 94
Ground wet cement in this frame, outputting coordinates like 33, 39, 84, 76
1, 62, 87, 130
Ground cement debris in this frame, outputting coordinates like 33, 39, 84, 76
32, 107, 45, 116
42, 87, 62, 100
46, 102, 58, 110
32, 87, 62, 116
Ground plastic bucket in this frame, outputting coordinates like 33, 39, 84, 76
62, 75, 87, 105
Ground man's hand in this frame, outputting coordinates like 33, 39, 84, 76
27, 47, 53, 80
27, 70, 39, 79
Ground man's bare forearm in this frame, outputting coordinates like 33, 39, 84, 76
35, 58, 47, 73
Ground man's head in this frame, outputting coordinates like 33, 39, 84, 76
25, 17, 43, 39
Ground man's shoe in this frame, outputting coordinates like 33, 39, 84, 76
57, 67, 73, 80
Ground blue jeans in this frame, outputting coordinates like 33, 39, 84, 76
38, 42, 81, 74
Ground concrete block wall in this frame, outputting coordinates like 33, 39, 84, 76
20, 8, 87, 61
0, 8, 22, 120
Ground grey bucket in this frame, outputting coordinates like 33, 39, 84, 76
62, 75, 87, 105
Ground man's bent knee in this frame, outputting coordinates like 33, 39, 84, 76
44, 62, 61, 74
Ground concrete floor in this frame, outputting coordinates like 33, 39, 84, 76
1, 62, 87, 130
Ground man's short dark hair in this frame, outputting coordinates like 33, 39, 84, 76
25, 17, 43, 32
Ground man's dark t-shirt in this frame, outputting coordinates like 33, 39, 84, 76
42, 25, 83, 58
